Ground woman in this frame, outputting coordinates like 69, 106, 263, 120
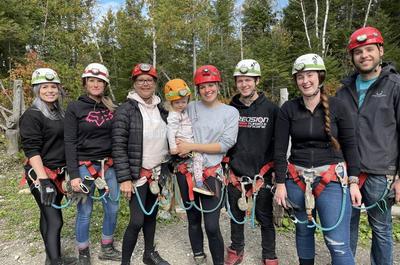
225, 59, 279, 265
65, 63, 120, 265
175, 65, 239, 265
112, 63, 170, 265
20, 68, 76, 265
273, 54, 362, 265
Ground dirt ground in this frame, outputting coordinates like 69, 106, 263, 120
0, 209, 399, 265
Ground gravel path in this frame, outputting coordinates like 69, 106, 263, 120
0, 210, 398, 265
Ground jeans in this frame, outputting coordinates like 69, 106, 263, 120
75, 164, 119, 248
286, 178, 354, 265
227, 177, 276, 259
350, 175, 393, 265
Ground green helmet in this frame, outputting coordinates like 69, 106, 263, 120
31, 68, 61, 85
233, 59, 261, 77
292, 53, 326, 75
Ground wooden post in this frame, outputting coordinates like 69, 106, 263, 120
279, 88, 289, 106
6, 80, 24, 155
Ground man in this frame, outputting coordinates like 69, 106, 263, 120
336, 26, 400, 265
225, 59, 279, 265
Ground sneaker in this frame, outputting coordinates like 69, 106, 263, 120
142, 250, 170, 265
47, 255, 77, 265
98, 243, 121, 261
224, 247, 244, 265
193, 253, 207, 265
78, 247, 91, 265
193, 183, 214, 196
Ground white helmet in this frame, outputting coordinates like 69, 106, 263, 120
233, 59, 261, 77
82, 63, 109, 84
31, 68, 61, 85
292, 53, 326, 75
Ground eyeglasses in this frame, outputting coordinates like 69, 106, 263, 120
136, 78, 154, 85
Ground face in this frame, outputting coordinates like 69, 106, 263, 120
198, 82, 219, 103
134, 74, 156, 99
171, 96, 189, 112
39, 83, 59, 104
85, 77, 106, 97
295, 71, 320, 97
352, 44, 384, 74
235, 76, 258, 97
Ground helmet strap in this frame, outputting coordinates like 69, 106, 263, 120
303, 85, 321, 99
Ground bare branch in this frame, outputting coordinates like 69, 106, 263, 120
0, 123, 7, 131
0, 105, 12, 114
0, 80, 13, 104
300, 0, 312, 49
315, 0, 319, 39
321, 0, 330, 57
363, 0, 372, 27
41, 0, 49, 46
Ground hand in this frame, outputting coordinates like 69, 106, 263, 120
69, 191, 88, 205
120, 180, 133, 200
176, 139, 192, 157
71, 178, 82, 192
393, 178, 400, 204
39, 179, 57, 206
349, 183, 362, 206
170, 148, 178, 155
274, 183, 288, 209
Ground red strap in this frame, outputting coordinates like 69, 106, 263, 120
287, 163, 306, 192
258, 161, 274, 176
203, 164, 221, 179
313, 164, 337, 197
22, 160, 65, 193
139, 167, 154, 184
79, 158, 114, 178
358, 172, 368, 188
177, 163, 195, 201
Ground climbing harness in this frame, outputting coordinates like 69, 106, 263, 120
287, 163, 349, 231
225, 161, 274, 228
133, 166, 171, 215
352, 173, 395, 213
175, 162, 225, 213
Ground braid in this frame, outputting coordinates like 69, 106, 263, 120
320, 87, 341, 151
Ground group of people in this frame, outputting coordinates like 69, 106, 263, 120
19, 25, 400, 265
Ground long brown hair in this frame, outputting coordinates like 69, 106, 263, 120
319, 72, 340, 151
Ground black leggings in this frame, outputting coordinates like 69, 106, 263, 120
176, 172, 224, 265
227, 177, 276, 259
121, 182, 158, 263
26, 170, 64, 264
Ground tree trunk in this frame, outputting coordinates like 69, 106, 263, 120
300, 0, 312, 49
363, 0, 373, 27
321, 0, 330, 56
6, 80, 24, 155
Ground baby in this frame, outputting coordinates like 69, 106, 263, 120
164, 79, 213, 196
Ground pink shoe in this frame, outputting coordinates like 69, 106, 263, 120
224, 247, 244, 265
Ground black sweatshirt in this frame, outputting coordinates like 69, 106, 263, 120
274, 96, 360, 183
19, 107, 65, 169
228, 93, 279, 178
64, 95, 114, 179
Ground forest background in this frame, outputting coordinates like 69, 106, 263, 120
0, 0, 400, 108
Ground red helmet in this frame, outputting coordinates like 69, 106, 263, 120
194, 65, 222, 86
347, 26, 384, 52
131, 63, 157, 79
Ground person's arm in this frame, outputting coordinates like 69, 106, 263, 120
167, 112, 180, 154
64, 103, 81, 180
176, 108, 239, 155
19, 110, 47, 179
273, 103, 291, 184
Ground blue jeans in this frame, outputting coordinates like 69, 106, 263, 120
75, 164, 119, 248
286, 179, 354, 265
350, 175, 393, 265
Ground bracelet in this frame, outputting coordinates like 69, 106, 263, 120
348, 176, 359, 185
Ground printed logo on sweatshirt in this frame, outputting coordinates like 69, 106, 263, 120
372, 90, 386, 98
86, 110, 113, 127
239, 116, 269, 129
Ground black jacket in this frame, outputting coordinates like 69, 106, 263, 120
112, 98, 168, 183
336, 63, 400, 175
274, 96, 360, 183
64, 95, 114, 179
228, 93, 278, 178
20, 107, 65, 169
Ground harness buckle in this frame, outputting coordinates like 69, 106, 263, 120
150, 166, 161, 195
238, 176, 251, 211
302, 170, 315, 221
335, 163, 347, 188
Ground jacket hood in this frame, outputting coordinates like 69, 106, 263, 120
78, 95, 107, 108
230, 92, 266, 109
341, 62, 398, 87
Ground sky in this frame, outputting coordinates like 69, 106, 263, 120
96, 0, 289, 20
